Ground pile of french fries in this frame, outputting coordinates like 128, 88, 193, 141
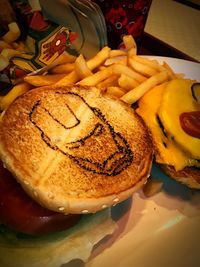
0, 35, 182, 111
0, 22, 26, 71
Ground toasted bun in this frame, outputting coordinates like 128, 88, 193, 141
161, 165, 200, 189
0, 85, 153, 214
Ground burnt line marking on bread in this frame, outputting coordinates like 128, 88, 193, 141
65, 123, 104, 149
29, 91, 133, 176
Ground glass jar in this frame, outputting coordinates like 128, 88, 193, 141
39, 0, 108, 58
0, 0, 107, 91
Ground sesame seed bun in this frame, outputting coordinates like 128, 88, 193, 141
0, 85, 153, 214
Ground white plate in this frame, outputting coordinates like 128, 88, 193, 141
87, 57, 200, 267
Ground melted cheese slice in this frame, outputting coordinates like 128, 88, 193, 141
136, 82, 200, 171
158, 79, 200, 159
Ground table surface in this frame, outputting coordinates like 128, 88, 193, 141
144, 0, 200, 63
138, 32, 199, 63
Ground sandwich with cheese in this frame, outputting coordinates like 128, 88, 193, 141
0, 85, 153, 266
137, 79, 200, 189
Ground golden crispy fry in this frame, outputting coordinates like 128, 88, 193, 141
75, 54, 93, 79
0, 34, 180, 108
96, 66, 107, 71
24, 74, 66, 86
123, 35, 137, 52
121, 71, 169, 104
175, 73, 185, 79
47, 52, 77, 73
9, 22, 20, 35
162, 61, 177, 79
46, 52, 76, 74
54, 52, 76, 64
109, 49, 127, 57
104, 56, 127, 66
2, 22, 21, 43
97, 75, 119, 91
87, 46, 111, 70
118, 74, 140, 91
56, 71, 79, 86
128, 58, 158, 77
132, 55, 162, 71
112, 64, 146, 83
57, 46, 110, 86
127, 47, 137, 57
77, 66, 113, 86
106, 86, 125, 98
1, 48, 21, 59
0, 83, 30, 111
50, 62, 75, 74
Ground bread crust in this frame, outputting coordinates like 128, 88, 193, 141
0, 85, 153, 214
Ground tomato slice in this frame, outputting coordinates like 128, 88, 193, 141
179, 111, 200, 139
0, 161, 81, 235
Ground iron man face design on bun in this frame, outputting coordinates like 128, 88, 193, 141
30, 91, 133, 176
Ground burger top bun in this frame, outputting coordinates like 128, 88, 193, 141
0, 85, 153, 214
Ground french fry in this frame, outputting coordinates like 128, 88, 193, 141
132, 55, 162, 71
104, 56, 127, 66
106, 86, 125, 98
97, 66, 107, 71
56, 52, 77, 64
109, 49, 127, 57
1, 48, 21, 59
121, 71, 169, 104
162, 61, 177, 79
75, 54, 93, 79
57, 46, 111, 86
132, 56, 176, 79
128, 58, 158, 77
123, 35, 137, 57
86, 46, 111, 70
112, 64, 146, 83
47, 52, 77, 74
0, 83, 30, 111
175, 73, 185, 79
24, 74, 66, 86
118, 74, 140, 91
127, 47, 137, 57
2, 22, 21, 43
77, 66, 113, 86
97, 75, 119, 91
8, 22, 20, 35
123, 35, 137, 53
50, 63, 75, 74
56, 70, 79, 86
1, 34, 181, 109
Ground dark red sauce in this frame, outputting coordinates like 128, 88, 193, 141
179, 111, 200, 139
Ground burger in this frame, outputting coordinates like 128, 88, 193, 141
136, 79, 200, 189
0, 85, 153, 266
